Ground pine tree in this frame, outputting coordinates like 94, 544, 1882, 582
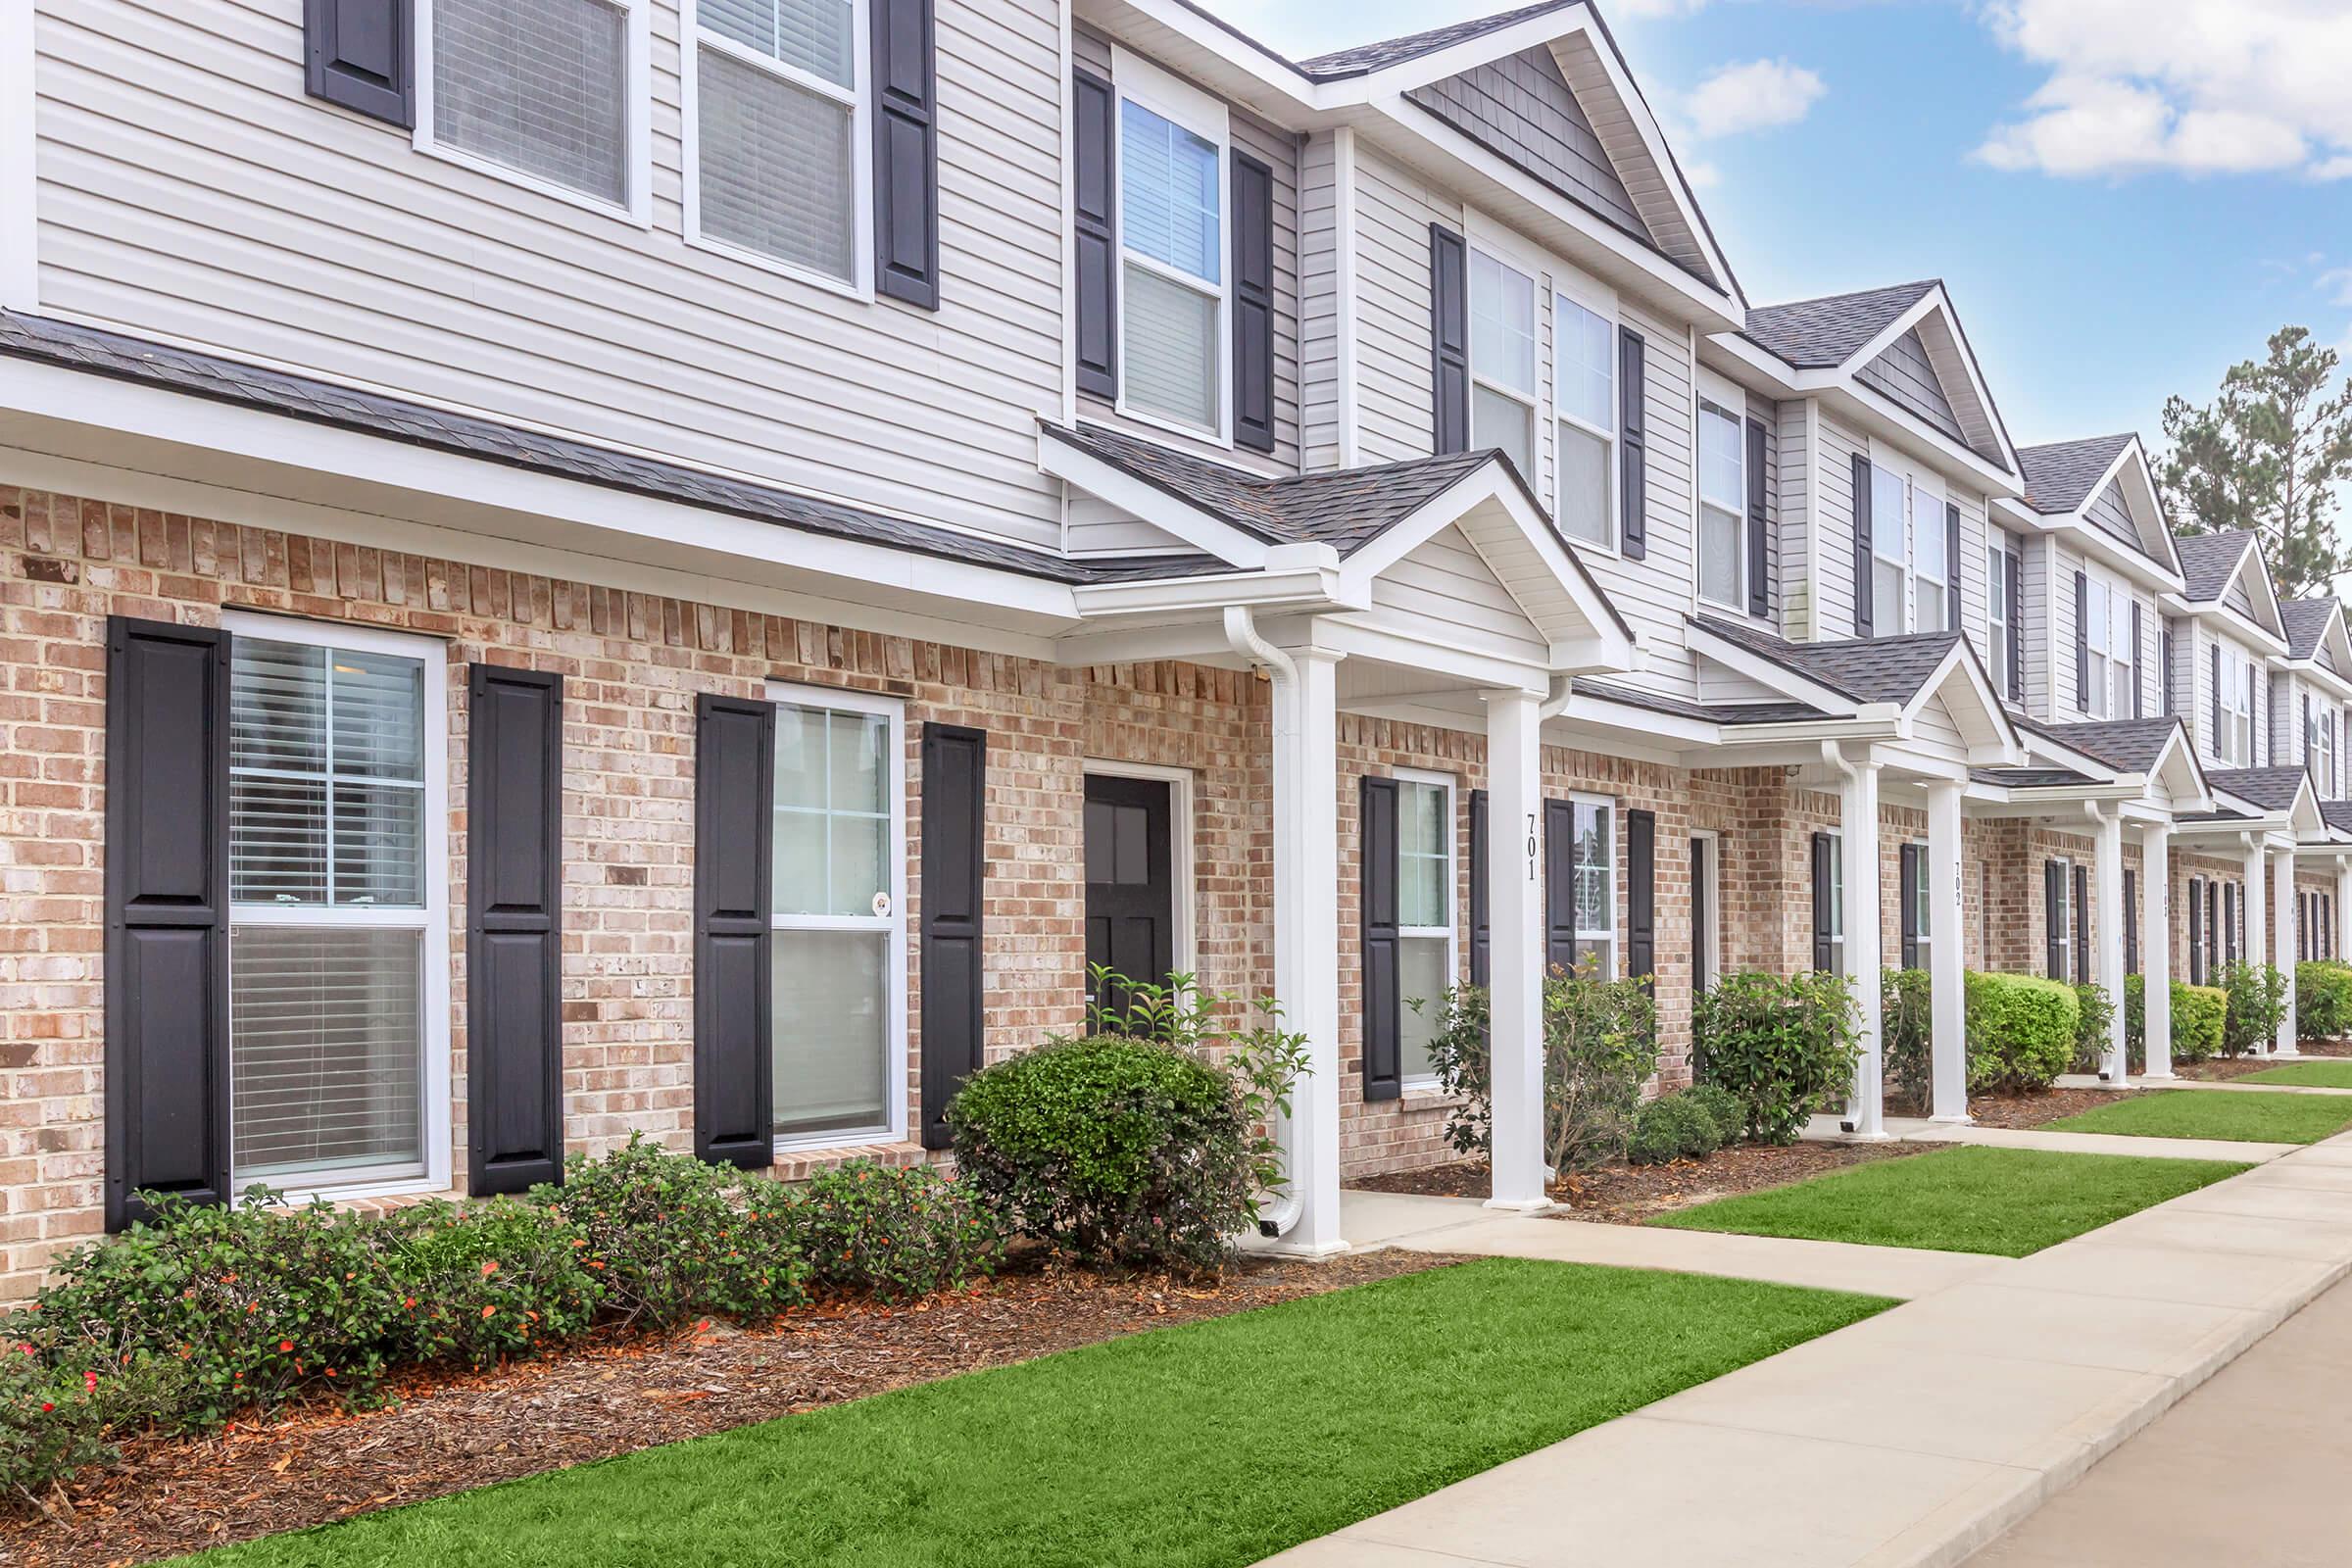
2158, 325, 2352, 601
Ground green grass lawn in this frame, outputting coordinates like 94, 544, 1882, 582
2241, 1061, 2352, 1090
172, 1259, 1887, 1568
2046, 1088, 2352, 1145
1648, 1146, 2247, 1256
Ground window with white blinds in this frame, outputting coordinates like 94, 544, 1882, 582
689, 0, 866, 285
428, 0, 637, 210
225, 619, 447, 1193
1115, 82, 1227, 436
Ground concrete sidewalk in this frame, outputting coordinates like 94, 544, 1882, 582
1274, 1136, 2352, 1568
1801, 1111, 2296, 1164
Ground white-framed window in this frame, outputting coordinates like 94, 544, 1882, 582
2049, 855, 2074, 979
1554, 292, 1615, 548
769, 682, 906, 1147
1568, 795, 1616, 978
1867, 453, 1945, 636
2084, 576, 2113, 718
2218, 644, 2254, 765
224, 613, 450, 1198
683, 0, 872, 293
1112, 55, 1229, 440
1986, 533, 2014, 693
417, 0, 652, 222
1393, 770, 1456, 1089
1825, 830, 1845, 971
2111, 586, 2134, 716
1913, 480, 1948, 632
1697, 399, 1745, 612
1469, 249, 1538, 478
1909, 840, 1932, 965
1871, 464, 1909, 635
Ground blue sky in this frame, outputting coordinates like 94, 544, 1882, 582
1209, 0, 2352, 460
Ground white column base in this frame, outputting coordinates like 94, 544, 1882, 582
1482, 1196, 1554, 1214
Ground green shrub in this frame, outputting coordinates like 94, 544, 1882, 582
537, 1136, 799, 1330
2221, 960, 2289, 1056
0, 1349, 115, 1506
2072, 982, 2115, 1074
1693, 970, 1861, 1145
1542, 969, 1659, 1172
2122, 974, 2148, 1073
1683, 1083, 1747, 1148
1881, 968, 1933, 1111
2296, 960, 2352, 1041
1963, 971, 2078, 1094
948, 1032, 1253, 1271
388, 1198, 605, 1368
799, 1160, 1001, 1303
1420, 984, 1492, 1161
2174, 982, 2227, 1064
1627, 1093, 1724, 1165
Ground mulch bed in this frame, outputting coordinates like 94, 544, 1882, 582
1350, 1140, 1929, 1226
1967, 1086, 2136, 1128
2180, 1045, 2352, 1081
0, 1249, 1453, 1568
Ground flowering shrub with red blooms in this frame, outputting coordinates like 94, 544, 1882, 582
798, 1159, 1004, 1304
0, 1346, 111, 1507
391, 1198, 604, 1368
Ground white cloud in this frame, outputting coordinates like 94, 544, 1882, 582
1682, 58, 1827, 140
1975, 0, 2352, 179
1684, 159, 1724, 190
2320, 268, 2352, 309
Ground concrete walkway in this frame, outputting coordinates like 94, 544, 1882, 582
1802, 1112, 2297, 1164
1274, 1135, 2352, 1568
2053, 1072, 2352, 1098
1970, 1268, 2352, 1565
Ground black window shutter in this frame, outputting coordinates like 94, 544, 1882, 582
2222, 881, 2235, 964
2162, 627, 2177, 713
2074, 570, 2090, 710
2005, 550, 2024, 701
466, 666, 565, 1196
1232, 151, 1277, 454
1626, 809, 1655, 986
1544, 799, 1579, 973
694, 695, 776, 1168
2132, 604, 2145, 717
1899, 844, 1920, 970
1429, 225, 1469, 456
1359, 777, 1402, 1102
1745, 417, 1770, 618
2211, 644, 2222, 748
1811, 831, 1834, 972
1071, 70, 1117, 400
2306, 693, 2316, 764
2073, 863, 2089, 983
1851, 455, 1873, 636
105, 618, 231, 1231
1944, 503, 1962, 632
1468, 788, 1491, 990
305, 0, 413, 127
2187, 876, 2204, 984
2124, 868, 2139, 976
2044, 859, 2066, 979
1619, 329, 1648, 559
871, 0, 939, 309
918, 724, 986, 1150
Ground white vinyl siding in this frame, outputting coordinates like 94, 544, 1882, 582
223, 615, 448, 1197
1394, 771, 1456, 1088
1350, 147, 1459, 465
422, 0, 647, 219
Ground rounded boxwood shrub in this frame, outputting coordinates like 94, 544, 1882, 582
1963, 970, 2078, 1094
947, 1033, 1252, 1271
2174, 982, 2227, 1063
1692, 970, 1860, 1145
1627, 1093, 1723, 1165
1684, 1083, 1747, 1148
2297, 959, 2352, 1042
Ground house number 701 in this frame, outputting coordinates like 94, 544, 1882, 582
1525, 812, 1538, 881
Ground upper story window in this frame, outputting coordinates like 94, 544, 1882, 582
2218, 641, 2255, 765
2084, 576, 2114, 718
687, 0, 870, 289
1867, 455, 1944, 636
1986, 532, 2015, 693
1554, 293, 1615, 547
1696, 400, 1745, 612
423, 0, 648, 220
1469, 251, 1538, 477
1116, 83, 1227, 437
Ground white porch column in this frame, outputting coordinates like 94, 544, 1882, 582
1926, 780, 1968, 1122
2142, 821, 2173, 1080
2336, 858, 2352, 962
2274, 844, 2298, 1055
2242, 836, 2266, 980
1269, 646, 1346, 1254
1484, 689, 1547, 1210
2092, 806, 2128, 1082
1840, 750, 1886, 1137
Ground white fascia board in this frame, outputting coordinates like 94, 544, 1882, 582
1316, 615, 1549, 695
1842, 286, 2018, 477
2024, 514, 2183, 596
2144, 725, 2214, 807
1036, 437, 1268, 568
0, 357, 1084, 623
1070, 563, 1344, 618
1899, 643, 2023, 759
1683, 623, 1860, 715
1709, 339, 2017, 496
2284, 656, 2352, 703
1552, 692, 1717, 746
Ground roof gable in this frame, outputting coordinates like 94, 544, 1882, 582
2014, 435, 2180, 576
1856, 329, 1962, 444
1403, 45, 1652, 249
2178, 529, 2284, 637
2282, 597, 2352, 678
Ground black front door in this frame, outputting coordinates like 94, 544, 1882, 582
1084, 774, 1175, 1021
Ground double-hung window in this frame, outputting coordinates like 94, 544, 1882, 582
225, 615, 447, 1195
2218, 644, 2253, 765
423, 0, 647, 219
770, 685, 906, 1145
1824, 830, 1845, 972
1115, 71, 1227, 437
2111, 587, 2134, 716
1394, 771, 1456, 1088
1569, 796, 1616, 978
688, 0, 870, 288
1696, 400, 1745, 611
1910, 841, 1932, 966
1468, 251, 1538, 477
1986, 533, 2013, 692
1911, 474, 1948, 631
1870, 465, 1910, 634
1554, 293, 1615, 546
2084, 577, 2114, 718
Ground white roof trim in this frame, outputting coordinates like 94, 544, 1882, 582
1038, 436, 1268, 568
1683, 622, 1865, 716
1839, 285, 2017, 477
1899, 642, 2025, 763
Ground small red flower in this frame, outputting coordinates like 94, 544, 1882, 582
482, 1305, 497, 1319
480, 1259, 500, 1277
39, 1401, 52, 1413
278, 1341, 294, 1353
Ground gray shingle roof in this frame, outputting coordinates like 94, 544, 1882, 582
1295, 0, 1577, 78
2025, 716, 2184, 775
0, 312, 1229, 587
2017, 434, 2134, 514
2281, 597, 2342, 661
1046, 421, 1494, 554
1573, 680, 1825, 726
2209, 766, 2310, 813
1740, 281, 1938, 369
2177, 529, 2258, 604
2324, 801, 2352, 835
1973, 767, 2098, 789
1690, 614, 1962, 706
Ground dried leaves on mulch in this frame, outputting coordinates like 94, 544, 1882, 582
1968, 1087, 2135, 1127
0, 1249, 1452, 1568
1350, 1140, 1928, 1226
